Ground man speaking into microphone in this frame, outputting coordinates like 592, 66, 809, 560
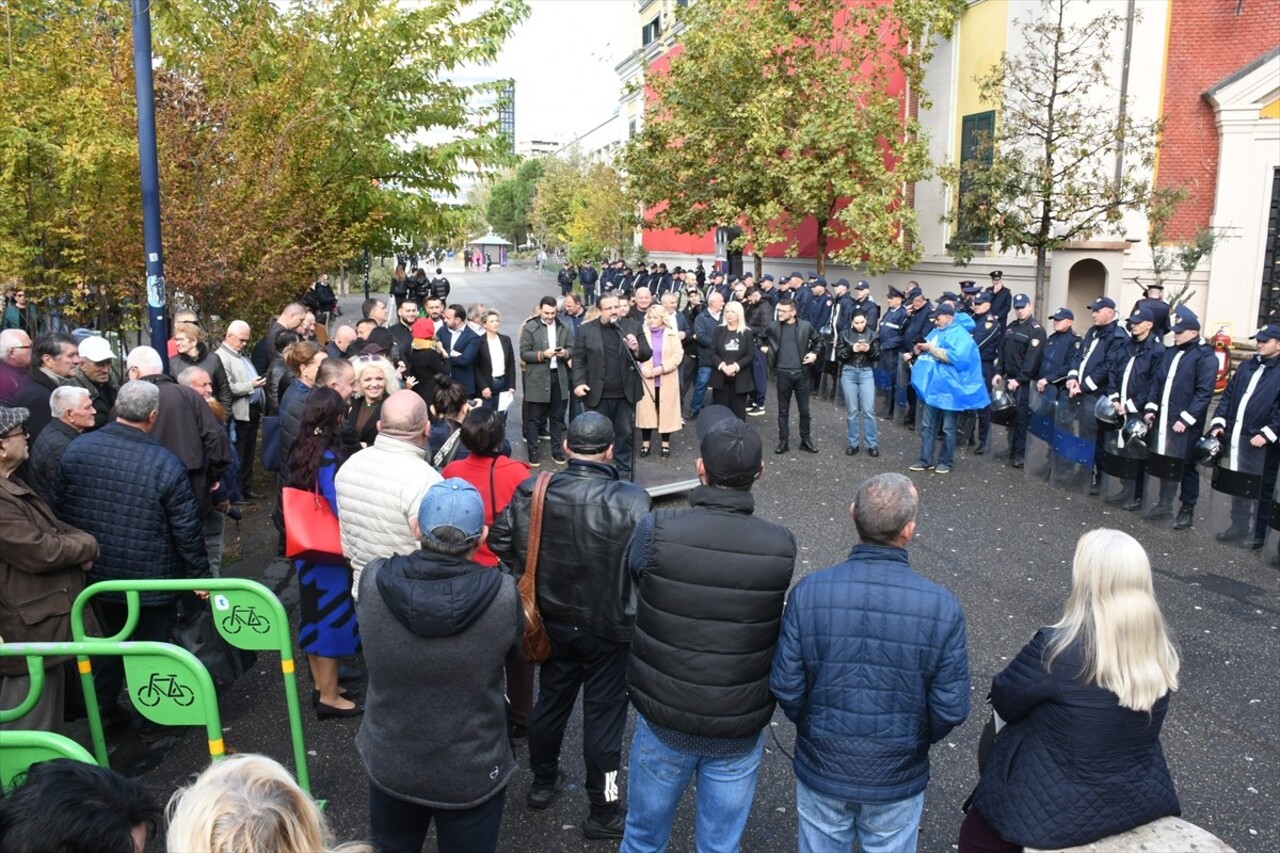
572, 291, 653, 481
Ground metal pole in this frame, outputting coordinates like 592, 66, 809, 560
363, 248, 371, 300
1113, 0, 1136, 190
131, 0, 169, 371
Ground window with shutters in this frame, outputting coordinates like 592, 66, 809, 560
957, 110, 995, 246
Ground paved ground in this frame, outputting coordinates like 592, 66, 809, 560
93, 261, 1277, 852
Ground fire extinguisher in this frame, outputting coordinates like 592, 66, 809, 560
1210, 326, 1232, 393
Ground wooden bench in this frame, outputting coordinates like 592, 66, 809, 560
1029, 816, 1235, 852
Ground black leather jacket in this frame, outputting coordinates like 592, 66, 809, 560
489, 460, 652, 643
836, 327, 881, 368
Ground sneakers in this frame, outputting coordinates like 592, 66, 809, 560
526, 772, 566, 810
747, 404, 766, 416
868, 447, 880, 458
581, 810, 627, 840
908, 462, 932, 472
935, 465, 952, 474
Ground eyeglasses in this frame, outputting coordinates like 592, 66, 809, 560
1, 425, 29, 441
9, 344, 31, 350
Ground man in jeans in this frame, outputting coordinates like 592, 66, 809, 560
619, 406, 795, 852
689, 291, 724, 417
908, 303, 984, 474
771, 473, 969, 852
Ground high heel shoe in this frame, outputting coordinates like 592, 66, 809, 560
660, 445, 670, 458
316, 699, 364, 720
639, 444, 651, 458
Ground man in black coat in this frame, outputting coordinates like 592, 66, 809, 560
758, 298, 821, 453
570, 293, 653, 482
623, 406, 795, 850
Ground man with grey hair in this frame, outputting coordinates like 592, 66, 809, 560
51, 379, 209, 721
126, 346, 232, 524
252, 301, 307, 374
771, 472, 969, 853
336, 389, 442, 595
217, 319, 266, 498
178, 367, 233, 577
0, 329, 36, 427
68, 335, 117, 430
26, 385, 95, 502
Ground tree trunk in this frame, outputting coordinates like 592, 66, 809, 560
815, 218, 828, 276
1034, 244, 1048, 312
753, 253, 763, 279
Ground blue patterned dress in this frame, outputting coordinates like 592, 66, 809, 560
295, 451, 360, 657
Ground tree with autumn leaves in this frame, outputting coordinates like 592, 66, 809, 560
0, 0, 526, 331
624, 0, 964, 277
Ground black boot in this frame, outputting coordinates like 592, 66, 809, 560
1172, 504, 1193, 530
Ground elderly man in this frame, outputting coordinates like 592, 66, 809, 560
0, 405, 99, 733
0, 328, 35, 408
18, 332, 80, 442
216, 320, 266, 498
490, 413, 652, 840
51, 380, 210, 721
336, 389, 442, 595
179, 367, 234, 577
771, 473, 969, 853
909, 303, 986, 474
251, 301, 306, 373
690, 292, 724, 418
66, 336, 118, 430
27, 386, 96, 503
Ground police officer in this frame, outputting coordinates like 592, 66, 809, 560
1101, 305, 1165, 509
965, 291, 1003, 453
1066, 296, 1132, 493
850, 280, 879, 331
1131, 283, 1171, 340
579, 262, 599, 307
1141, 305, 1217, 529
988, 270, 1013, 331
1208, 322, 1280, 549
993, 293, 1045, 467
878, 286, 908, 418
1035, 307, 1083, 393
959, 281, 982, 316
558, 262, 577, 297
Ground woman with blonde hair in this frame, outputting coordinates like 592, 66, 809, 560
635, 304, 683, 458
166, 753, 371, 853
709, 301, 756, 420
959, 528, 1181, 852
345, 354, 401, 448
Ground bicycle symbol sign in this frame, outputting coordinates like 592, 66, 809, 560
221, 605, 270, 635
137, 672, 195, 708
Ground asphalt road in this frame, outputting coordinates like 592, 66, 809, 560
101, 261, 1277, 852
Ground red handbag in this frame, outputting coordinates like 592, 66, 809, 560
282, 486, 344, 562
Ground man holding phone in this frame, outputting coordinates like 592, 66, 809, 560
520, 296, 573, 466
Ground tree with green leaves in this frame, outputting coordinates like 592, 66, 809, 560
944, 0, 1162, 310
486, 158, 544, 245
625, 0, 963, 276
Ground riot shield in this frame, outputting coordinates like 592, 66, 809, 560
1142, 426, 1191, 520
874, 351, 896, 418
1265, 473, 1280, 568
1024, 385, 1055, 484
1208, 441, 1266, 549
1099, 415, 1147, 511
1050, 390, 1095, 494
894, 358, 912, 427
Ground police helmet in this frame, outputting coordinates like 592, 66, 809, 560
1094, 396, 1123, 429
1192, 435, 1223, 468
1121, 415, 1149, 451
989, 389, 1016, 426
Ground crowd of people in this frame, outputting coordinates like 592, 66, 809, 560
0, 257, 1269, 852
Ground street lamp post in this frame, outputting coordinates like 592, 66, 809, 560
131, 0, 169, 370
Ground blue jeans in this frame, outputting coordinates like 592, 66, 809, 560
690, 365, 713, 415
795, 780, 924, 853
840, 365, 877, 449
917, 404, 957, 468
621, 717, 765, 853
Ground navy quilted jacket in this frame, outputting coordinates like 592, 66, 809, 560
970, 628, 1180, 849
771, 544, 969, 803
51, 423, 209, 604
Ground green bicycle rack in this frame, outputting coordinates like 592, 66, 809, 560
0, 663, 99, 791
0, 641, 224, 776
70, 578, 312, 794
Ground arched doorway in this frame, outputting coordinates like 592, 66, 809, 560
1066, 259, 1107, 322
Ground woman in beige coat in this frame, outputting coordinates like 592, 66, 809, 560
636, 305, 684, 458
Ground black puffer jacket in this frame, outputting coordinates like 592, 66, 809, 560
50, 423, 209, 604
489, 460, 651, 643
627, 486, 795, 738
971, 628, 1180, 849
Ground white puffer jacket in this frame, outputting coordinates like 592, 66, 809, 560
335, 434, 441, 596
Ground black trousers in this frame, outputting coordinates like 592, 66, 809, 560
92, 599, 176, 709
1010, 383, 1031, 458
713, 388, 748, 420
234, 404, 260, 493
368, 780, 506, 853
589, 396, 636, 482
525, 373, 565, 451
529, 620, 629, 817
775, 368, 812, 443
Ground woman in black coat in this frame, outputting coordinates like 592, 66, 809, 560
474, 310, 517, 421
172, 321, 233, 414
344, 355, 400, 449
406, 318, 449, 410
708, 301, 756, 420
959, 529, 1181, 852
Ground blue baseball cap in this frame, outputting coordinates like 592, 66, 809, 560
417, 478, 486, 546
1013, 293, 1031, 309
973, 291, 993, 306
1171, 305, 1200, 333
761, 274, 774, 282
1128, 305, 1156, 325
855, 279, 870, 291
1088, 296, 1116, 311
928, 303, 955, 319
1251, 323, 1280, 342
1049, 307, 1074, 321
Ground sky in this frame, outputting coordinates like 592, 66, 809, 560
484, 0, 635, 143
